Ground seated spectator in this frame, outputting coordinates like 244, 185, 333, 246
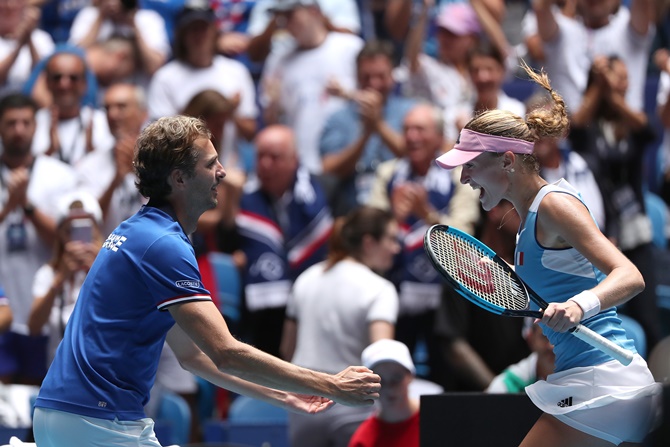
320, 40, 416, 216
0, 285, 10, 334
148, 0, 258, 161
280, 205, 399, 447
367, 103, 479, 384
0, 93, 78, 385
76, 83, 148, 237
348, 339, 420, 447
29, 48, 115, 167
68, 0, 170, 77
27, 190, 103, 363
486, 318, 555, 393
230, 125, 333, 357
0, 0, 54, 97
260, 0, 363, 173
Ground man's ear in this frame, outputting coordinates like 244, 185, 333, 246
168, 169, 186, 190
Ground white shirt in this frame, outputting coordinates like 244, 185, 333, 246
31, 106, 115, 168
0, 29, 54, 97
287, 259, 398, 373
657, 71, 670, 171
0, 156, 78, 334
261, 32, 363, 173
247, 0, 361, 37
147, 55, 258, 159
76, 148, 146, 238
32, 265, 86, 362
541, 7, 654, 113
68, 6, 171, 58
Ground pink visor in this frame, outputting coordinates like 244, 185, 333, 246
435, 129, 535, 169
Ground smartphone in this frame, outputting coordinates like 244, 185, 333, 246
70, 218, 93, 243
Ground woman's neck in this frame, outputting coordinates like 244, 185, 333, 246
509, 173, 547, 223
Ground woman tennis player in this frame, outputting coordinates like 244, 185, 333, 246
434, 63, 661, 447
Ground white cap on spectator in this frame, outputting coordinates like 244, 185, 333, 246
362, 339, 416, 375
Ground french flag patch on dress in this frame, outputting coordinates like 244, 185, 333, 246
516, 251, 524, 266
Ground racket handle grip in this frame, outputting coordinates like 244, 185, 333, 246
571, 324, 634, 366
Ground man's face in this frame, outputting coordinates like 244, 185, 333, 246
578, 0, 617, 25
357, 55, 395, 98
469, 54, 505, 96
181, 19, 217, 57
103, 86, 146, 138
0, 107, 36, 155
185, 137, 226, 211
282, 6, 315, 45
46, 55, 87, 110
436, 28, 475, 65
256, 132, 298, 198
403, 108, 443, 169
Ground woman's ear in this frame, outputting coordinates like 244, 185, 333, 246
502, 151, 516, 173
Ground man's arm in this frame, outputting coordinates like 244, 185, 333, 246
168, 300, 380, 406
533, 0, 559, 43
166, 321, 334, 414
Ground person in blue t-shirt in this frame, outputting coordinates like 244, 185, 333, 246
434, 63, 661, 447
33, 115, 381, 447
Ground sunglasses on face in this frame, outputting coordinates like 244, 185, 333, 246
48, 73, 85, 83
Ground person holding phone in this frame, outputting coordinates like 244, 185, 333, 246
27, 190, 104, 363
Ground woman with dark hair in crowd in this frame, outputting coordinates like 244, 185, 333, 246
280, 205, 401, 447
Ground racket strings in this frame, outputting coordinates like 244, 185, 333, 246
429, 231, 529, 311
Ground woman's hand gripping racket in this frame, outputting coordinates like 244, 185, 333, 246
424, 224, 634, 366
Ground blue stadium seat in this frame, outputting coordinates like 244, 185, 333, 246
155, 391, 191, 446
619, 314, 648, 359
203, 396, 290, 447
645, 192, 669, 249
207, 251, 242, 325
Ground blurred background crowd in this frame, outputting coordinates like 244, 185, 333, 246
1, 0, 670, 444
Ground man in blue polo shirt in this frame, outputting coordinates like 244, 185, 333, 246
33, 115, 381, 447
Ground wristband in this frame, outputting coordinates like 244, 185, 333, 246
569, 290, 601, 320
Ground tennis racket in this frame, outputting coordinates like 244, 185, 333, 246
424, 224, 634, 366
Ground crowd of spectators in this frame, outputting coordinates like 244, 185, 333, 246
1, 0, 670, 444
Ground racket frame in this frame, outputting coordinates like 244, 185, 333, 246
424, 224, 634, 366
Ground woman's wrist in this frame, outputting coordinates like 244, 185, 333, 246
568, 290, 601, 320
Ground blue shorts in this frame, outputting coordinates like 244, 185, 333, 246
0, 331, 48, 381
33, 407, 163, 447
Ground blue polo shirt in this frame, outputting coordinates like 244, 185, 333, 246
35, 205, 211, 420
